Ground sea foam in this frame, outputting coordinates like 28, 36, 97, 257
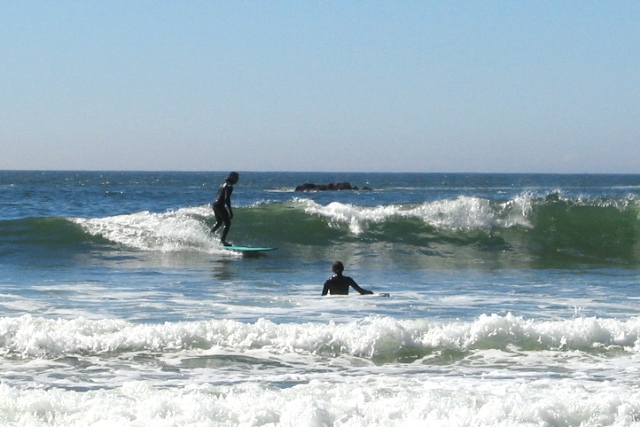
3, 314, 640, 359
299, 195, 533, 235
72, 206, 223, 253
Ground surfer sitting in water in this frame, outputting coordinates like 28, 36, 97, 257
210, 172, 239, 246
322, 261, 374, 296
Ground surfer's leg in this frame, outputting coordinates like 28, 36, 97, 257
220, 219, 231, 245
213, 206, 232, 244
210, 206, 224, 234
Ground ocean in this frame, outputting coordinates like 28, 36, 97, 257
1, 171, 640, 426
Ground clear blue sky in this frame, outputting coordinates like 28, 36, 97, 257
1, 1, 638, 173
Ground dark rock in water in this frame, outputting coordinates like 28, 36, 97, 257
295, 182, 371, 192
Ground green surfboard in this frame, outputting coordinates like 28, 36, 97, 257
223, 245, 276, 252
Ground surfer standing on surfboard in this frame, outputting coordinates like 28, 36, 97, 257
210, 172, 239, 246
322, 261, 374, 295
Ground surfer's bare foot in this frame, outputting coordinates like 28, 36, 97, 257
222, 241, 231, 246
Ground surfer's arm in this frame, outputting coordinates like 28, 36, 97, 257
225, 186, 234, 218
321, 280, 330, 296
347, 277, 373, 295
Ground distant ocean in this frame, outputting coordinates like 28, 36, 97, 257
1, 171, 640, 426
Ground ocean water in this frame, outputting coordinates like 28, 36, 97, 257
1, 170, 640, 426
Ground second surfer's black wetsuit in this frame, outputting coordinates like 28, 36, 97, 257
321, 274, 373, 295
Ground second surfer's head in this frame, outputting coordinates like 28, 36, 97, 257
332, 261, 344, 275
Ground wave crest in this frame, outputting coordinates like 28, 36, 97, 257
2, 314, 639, 361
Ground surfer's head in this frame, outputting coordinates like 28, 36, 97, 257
227, 172, 239, 184
332, 261, 344, 275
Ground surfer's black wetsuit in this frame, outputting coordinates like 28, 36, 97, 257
321, 274, 373, 296
210, 180, 234, 245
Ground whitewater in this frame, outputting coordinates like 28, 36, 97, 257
1, 171, 640, 426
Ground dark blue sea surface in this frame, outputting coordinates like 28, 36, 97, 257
1, 171, 640, 425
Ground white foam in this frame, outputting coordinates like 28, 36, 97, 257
0, 375, 639, 426
2, 314, 640, 425
298, 195, 533, 235
3, 314, 640, 359
72, 206, 226, 253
